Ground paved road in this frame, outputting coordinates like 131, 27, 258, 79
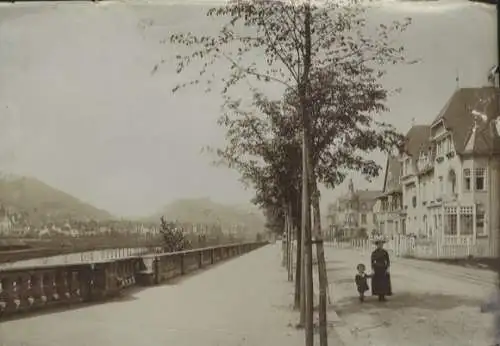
0, 244, 343, 346
324, 245, 495, 346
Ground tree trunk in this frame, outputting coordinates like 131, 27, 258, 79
282, 207, 288, 268
311, 184, 329, 346
300, 3, 314, 345
287, 202, 294, 282
294, 215, 303, 310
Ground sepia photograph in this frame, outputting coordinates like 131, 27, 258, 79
0, 0, 497, 345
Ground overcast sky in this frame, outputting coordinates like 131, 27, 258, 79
0, 0, 495, 218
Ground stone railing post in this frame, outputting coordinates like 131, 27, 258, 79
0, 277, 7, 313
1, 277, 13, 311
18, 275, 30, 308
78, 267, 93, 301
68, 271, 80, 298
11, 278, 21, 310
153, 257, 160, 285
31, 273, 44, 301
180, 254, 185, 275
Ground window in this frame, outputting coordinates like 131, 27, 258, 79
444, 137, 452, 153
449, 170, 456, 194
477, 212, 486, 235
439, 176, 444, 196
361, 214, 367, 224
475, 168, 486, 191
422, 182, 427, 202
412, 196, 417, 208
464, 169, 471, 191
460, 207, 473, 235
445, 214, 457, 235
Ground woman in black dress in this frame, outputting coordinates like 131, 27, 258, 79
371, 239, 392, 301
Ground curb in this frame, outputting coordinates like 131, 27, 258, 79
313, 278, 357, 345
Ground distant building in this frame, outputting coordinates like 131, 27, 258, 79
376, 155, 404, 239
0, 205, 14, 234
327, 179, 381, 239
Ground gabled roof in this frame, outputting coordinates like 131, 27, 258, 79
337, 188, 382, 210
431, 87, 500, 155
402, 125, 431, 168
382, 155, 402, 195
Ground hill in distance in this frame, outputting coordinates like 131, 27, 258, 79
147, 197, 266, 235
0, 173, 113, 224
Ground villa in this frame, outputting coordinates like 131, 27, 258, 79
377, 87, 500, 256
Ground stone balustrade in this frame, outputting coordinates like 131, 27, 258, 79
0, 242, 267, 319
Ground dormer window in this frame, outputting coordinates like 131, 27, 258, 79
475, 168, 487, 191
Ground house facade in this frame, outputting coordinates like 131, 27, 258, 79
376, 156, 405, 238
378, 87, 500, 254
327, 179, 381, 239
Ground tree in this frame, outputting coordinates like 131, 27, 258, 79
211, 92, 304, 308
166, 1, 411, 344
159, 217, 192, 252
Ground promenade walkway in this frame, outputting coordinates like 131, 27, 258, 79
3, 242, 492, 346
0, 244, 343, 346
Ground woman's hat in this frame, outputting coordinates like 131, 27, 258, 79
373, 235, 387, 244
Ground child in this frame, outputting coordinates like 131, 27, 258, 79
355, 263, 371, 302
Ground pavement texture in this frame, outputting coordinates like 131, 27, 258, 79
0, 243, 343, 346
323, 244, 497, 346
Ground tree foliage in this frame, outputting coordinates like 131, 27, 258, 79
167, 0, 412, 95
166, 0, 412, 227
159, 216, 192, 252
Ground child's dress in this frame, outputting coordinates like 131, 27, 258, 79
355, 273, 370, 294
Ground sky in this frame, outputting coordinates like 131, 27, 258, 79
0, 0, 496, 218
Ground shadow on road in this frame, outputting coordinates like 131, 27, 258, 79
332, 291, 482, 316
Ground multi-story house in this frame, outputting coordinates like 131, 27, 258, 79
376, 156, 405, 238
327, 179, 381, 239
381, 87, 500, 254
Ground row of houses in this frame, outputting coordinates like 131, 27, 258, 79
327, 87, 500, 256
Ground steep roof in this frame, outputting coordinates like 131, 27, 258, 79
432, 87, 500, 155
382, 155, 402, 194
402, 125, 431, 168
337, 188, 382, 211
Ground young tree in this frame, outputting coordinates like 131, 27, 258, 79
210, 92, 305, 308
159, 217, 192, 252
166, 1, 411, 344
